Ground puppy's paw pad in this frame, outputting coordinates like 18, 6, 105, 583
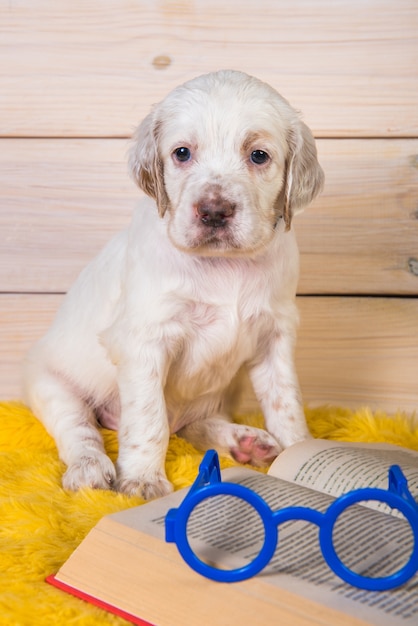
115, 474, 173, 500
230, 429, 281, 467
63, 454, 116, 491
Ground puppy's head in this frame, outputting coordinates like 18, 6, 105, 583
129, 70, 324, 257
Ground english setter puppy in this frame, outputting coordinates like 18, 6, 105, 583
23, 70, 324, 499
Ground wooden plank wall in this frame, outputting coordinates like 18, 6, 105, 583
1, 0, 417, 412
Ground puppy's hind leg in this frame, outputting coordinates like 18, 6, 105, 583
25, 371, 116, 490
179, 415, 282, 467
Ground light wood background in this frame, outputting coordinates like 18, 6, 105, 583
1, 1, 417, 412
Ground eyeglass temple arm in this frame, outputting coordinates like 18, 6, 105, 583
388, 465, 418, 509
190, 449, 222, 493
166, 450, 221, 542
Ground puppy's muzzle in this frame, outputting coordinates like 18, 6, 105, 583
195, 197, 236, 229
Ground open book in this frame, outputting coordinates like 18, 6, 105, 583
48, 440, 418, 626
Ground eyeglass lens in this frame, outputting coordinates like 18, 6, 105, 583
186, 493, 266, 571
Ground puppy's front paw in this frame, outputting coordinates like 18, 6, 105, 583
63, 454, 116, 491
230, 426, 282, 467
115, 472, 173, 500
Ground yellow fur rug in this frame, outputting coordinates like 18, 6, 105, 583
0, 401, 417, 625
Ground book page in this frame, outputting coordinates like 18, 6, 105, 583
111, 466, 418, 626
268, 440, 418, 504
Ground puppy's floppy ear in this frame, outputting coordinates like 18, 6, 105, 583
280, 119, 324, 230
128, 112, 170, 217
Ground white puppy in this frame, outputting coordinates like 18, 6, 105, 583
23, 70, 324, 500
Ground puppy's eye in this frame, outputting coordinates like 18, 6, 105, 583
174, 147, 192, 162
250, 150, 269, 165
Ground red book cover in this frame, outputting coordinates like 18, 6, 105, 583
46, 574, 154, 626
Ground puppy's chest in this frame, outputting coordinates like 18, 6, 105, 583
169, 300, 259, 396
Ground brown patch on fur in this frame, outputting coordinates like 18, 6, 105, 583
272, 397, 282, 412
241, 130, 272, 155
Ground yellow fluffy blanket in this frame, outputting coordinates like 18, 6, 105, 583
0, 401, 417, 625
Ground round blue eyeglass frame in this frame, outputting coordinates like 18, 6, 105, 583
165, 450, 418, 590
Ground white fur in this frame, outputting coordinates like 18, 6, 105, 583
23, 70, 324, 500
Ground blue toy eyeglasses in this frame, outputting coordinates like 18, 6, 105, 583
165, 450, 418, 590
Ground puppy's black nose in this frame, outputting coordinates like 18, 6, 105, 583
196, 198, 236, 228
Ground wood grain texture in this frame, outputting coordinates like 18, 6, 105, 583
0, 139, 135, 291
298, 138, 418, 295
1, 0, 417, 137
1, 138, 417, 294
2, 294, 417, 413
296, 297, 418, 413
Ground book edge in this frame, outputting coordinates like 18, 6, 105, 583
46, 574, 154, 626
